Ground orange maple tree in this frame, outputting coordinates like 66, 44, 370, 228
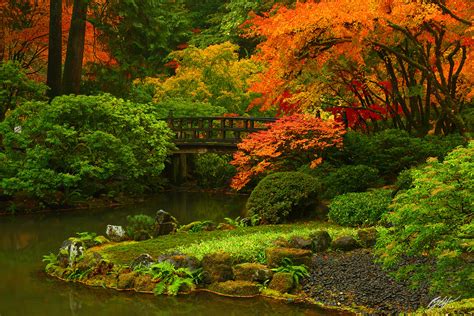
245, 0, 474, 135
230, 114, 346, 190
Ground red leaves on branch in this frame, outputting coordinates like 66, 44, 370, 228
230, 114, 346, 190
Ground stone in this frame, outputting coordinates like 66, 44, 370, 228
106, 225, 127, 242
357, 228, 378, 248
288, 236, 313, 250
154, 210, 178, 236
208, 280, 260, 297
130, 254, 155, 270
309, 231, 332, 252
216, 223, 236, 231
272, 237, 291, 248
117, 272, 137, 289
134, 274, 155, 292
156, 253, 200, 272
331, 235, 361, 251
233, 263, 273, 282
268, 272, 294, 293
58, 239, 85, 267
202, 252, 234, 283
265, 247, 312, 268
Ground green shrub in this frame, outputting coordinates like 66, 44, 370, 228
194, 153, 236, 188
394, 169, 414, 192
126, 214, 155, 240
375, 142, 473, 297
272, 258, 309, 285
0, 94, 174, 205
322, 164, 383, 198
246, 172, 321, 224
0, 61, 47, 121
328, 189, 393, 227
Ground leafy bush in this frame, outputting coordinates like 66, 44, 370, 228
322, 164, 383, 198
334, 130, 466, 178
328, 189, 393, 227
0, 61, 47, 121
246, 172, 321, 224
194, 153, 236, 188
0, 94, 174, 205
375, 143, 473, 297
394, 169, 414, 192
126, 215, 155, 241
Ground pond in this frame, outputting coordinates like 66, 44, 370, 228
0, 191, 344, 316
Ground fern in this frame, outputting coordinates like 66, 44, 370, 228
42, 253, 58, 272
272, 258, 310, 284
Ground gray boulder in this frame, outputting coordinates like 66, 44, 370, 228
154, 210, 178, 236
106, 225, 127, 242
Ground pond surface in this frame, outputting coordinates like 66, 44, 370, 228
0, 191, 344, 316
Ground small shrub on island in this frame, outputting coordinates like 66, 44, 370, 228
246, 172, 321, 224
126, 214, 155, 241
328, 189, 392, 227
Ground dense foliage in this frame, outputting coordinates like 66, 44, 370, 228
0, 94, 174, 206
0, 61, 47, 121
322, 165, 382, 198
376, 143, 473, 297
328, 189, 393, 227
194, 153, 236, 188
333, 130, 466, 179
231, 114, 345, 190
246, 172, 321, 224
138, 42, 261, 114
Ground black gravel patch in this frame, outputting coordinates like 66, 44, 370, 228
302, 249, 432, 314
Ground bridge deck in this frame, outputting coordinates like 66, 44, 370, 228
165, 116, 276, 152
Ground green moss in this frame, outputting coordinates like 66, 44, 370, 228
95, 222, 355, 264
417, 298, 474, 315
208, 280, 260, 296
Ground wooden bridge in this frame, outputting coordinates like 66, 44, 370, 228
164, 116, 276, 183
165, 116, 276, 153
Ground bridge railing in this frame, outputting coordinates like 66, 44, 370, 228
165, 116, 276, 145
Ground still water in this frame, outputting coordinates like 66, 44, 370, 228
0, 192, 343, 316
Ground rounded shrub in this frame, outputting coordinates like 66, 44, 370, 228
328, 189, 393, 227
322, 164, 383, 198
246, 172, 321, 224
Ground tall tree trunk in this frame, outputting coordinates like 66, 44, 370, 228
62, 0, 87, 95
47, 0, 63, 98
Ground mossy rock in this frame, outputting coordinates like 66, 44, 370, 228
331, 235, 361, 251
309, 230, 332, 252
208, 280, 260, 297
179, 221, 216, 232
156, 253, 200, 271
357, 228, 378, 248
288, 236, 313, 250
272, 237, 291, 248
216, 223, 236, 231
202, 252, 234, 283
268, 272, 294, 293
117, 271, 137, 289
265, 247, 312, 268
233, 263, 273, 282
134, 274, 155, 292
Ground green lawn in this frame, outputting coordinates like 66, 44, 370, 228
96, 221, 356, 264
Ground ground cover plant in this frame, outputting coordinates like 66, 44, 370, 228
98, 222, 356, 264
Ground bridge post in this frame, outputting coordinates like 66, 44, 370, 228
172, 153, 188, 184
